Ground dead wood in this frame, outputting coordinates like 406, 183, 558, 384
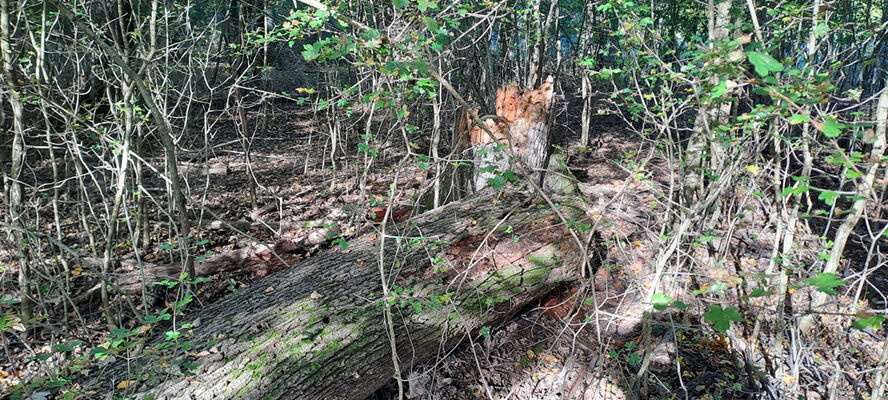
73, 238, 316, 302
178, 161, 229, 176
465, 76, 555, 191
84, 188, 588, 400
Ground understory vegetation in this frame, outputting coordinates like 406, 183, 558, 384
0, 0, 887, 398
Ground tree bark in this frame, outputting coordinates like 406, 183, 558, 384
1, 0, 34, 326
86, 189, 586, 400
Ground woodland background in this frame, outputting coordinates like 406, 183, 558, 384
1, 0, 888, 398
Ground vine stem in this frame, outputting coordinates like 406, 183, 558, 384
377, 149, 410, 399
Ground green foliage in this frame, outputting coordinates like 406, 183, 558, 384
852, 313, 885, 330
817, 190, 839, 206
746, 52, 784, 77
806, 273, 845, 296
650, 293, 688, 311
651, 293, 671, 311
821, 116, 846, 138
6, 0, 885, 396
703, 305, 743, 334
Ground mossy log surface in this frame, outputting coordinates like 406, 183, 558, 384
88, 189, 584, 400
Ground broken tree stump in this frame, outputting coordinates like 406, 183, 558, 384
84, 188, 588, 400
467, 76, 555, 191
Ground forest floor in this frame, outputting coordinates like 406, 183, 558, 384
380, 126, 764, 400
2, 101, 886, 400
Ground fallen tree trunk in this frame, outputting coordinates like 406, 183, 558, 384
179, 161, 229, 176
76, 222, 339, 300
85, 189, 587, 400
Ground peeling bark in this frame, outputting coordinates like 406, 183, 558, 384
85, 189, 586, 400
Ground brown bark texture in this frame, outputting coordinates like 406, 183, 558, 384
85, 188, 585, 400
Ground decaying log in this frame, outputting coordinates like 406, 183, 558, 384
206, 219, 317, 234
84, 217, 340, 297
466, 76, 555, 191
74, 225, 339, 307
74, 238, 315, 305
110, 224, 345, 294
179, 161, 229, 176
112, 239, 312, 293
85, 188, 587, 400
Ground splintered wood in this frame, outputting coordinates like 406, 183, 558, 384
468, 75, 554, 155
466, 76, 555, 191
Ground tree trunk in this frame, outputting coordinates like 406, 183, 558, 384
469, 76, 555, 191
87, 189, 586, 400
1, 0, 34, 326
526, 0, 542, 87
682, 0, 732, 204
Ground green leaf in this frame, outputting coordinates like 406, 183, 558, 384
672, 301, 690, 310
852, 312, 885, 330
788, 114, 810, 125
813, 22, 829, 38
301, 44, 319, 62
747, 52, 783, 77
703, 305, 743, 334
392, 0, 408, 7
333, 237, 349, 250
817, 190, 839, 206
845, 169, 863, 179
627, 352, 640, 366
651, 293, 673, 311
488, 176, 506, 190
822, 116, 846, 138
710, 80, 727, 99
743, 289, 774, 301
416, 0, 438, 12
807, 273, 845, 296
90, 345, 109, 358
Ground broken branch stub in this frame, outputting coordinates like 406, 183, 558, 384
465, 76, 555, 191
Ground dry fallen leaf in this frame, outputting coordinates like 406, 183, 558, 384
8, 315, 25, 332
134, 324, 151, 335
116, 380, 136, 390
